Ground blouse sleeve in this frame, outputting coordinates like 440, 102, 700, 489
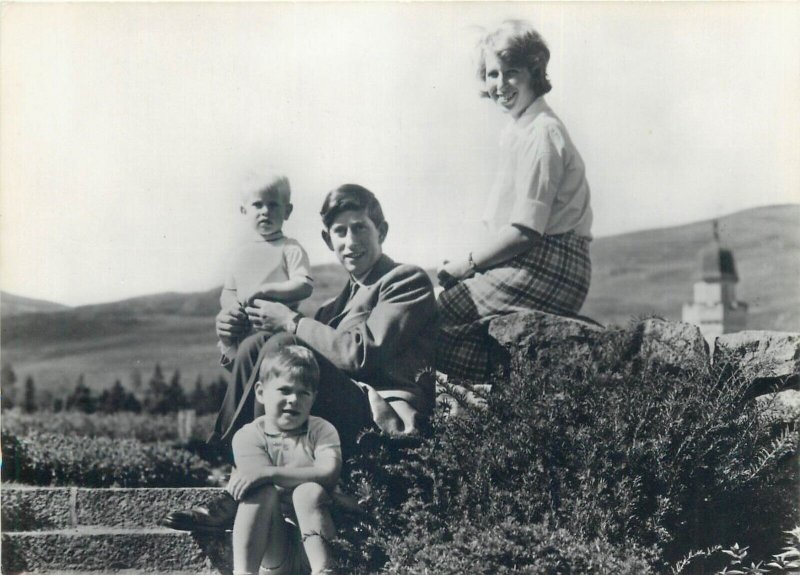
510, 124, 567, 235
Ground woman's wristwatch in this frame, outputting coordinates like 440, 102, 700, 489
468, 252, 479, 274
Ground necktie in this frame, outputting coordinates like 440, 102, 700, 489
348, 281, 360, 303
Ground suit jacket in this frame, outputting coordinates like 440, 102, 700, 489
296, 254, 437, 414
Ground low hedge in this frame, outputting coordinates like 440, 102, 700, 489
1, 430, 212, 487
1, 410, 216, 443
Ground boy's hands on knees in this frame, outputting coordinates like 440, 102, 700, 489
227, 466, 275, 501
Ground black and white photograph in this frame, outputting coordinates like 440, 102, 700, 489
2, 2, 799, 574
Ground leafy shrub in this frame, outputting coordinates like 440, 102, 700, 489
671, 527, 800, 574
1, 409, 216, 443
331, 325, 798, 573
1, 430, 211, 487
381, 519, 654, 575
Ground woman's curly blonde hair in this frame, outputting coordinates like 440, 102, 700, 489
476, 20, 552, 99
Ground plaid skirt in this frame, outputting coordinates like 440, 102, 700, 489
436, 232, 591, 379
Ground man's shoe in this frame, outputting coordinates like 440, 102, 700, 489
161, 492, 238, 532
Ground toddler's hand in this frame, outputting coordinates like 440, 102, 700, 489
246, 300, 296, 334
216, 306, 248, 342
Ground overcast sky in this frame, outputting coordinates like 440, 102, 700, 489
2, 2, 798, 306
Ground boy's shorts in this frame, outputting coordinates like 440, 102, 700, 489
258, 517, 311, 575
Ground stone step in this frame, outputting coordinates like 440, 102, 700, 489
2, 486, 226, 531
1, 527, 232, 575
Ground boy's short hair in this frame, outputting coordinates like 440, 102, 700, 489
240, 168, 292, 203
320, 184, 385, 230
476, 20, 552, 99
258, 345, 320, 392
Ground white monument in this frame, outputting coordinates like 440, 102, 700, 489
682, 221, 748, 345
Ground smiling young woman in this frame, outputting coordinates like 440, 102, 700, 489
436, 20, 593, 380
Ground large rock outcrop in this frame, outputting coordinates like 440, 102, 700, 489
487, 311, 798, 406
714, 331, 800, 398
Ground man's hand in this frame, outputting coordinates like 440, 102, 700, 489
437, 258, 473, 290
227, 466, 274, 501
216, 306, 249, 345
246, 300, 298, 334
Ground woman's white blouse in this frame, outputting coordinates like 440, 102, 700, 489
482, 97, 593, 239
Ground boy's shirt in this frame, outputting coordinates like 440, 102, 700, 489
220, 233, 313, 310
232, 415, 342, 480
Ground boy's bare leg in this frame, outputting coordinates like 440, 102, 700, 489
232, 485, 289, 575
292, 482, 336, 575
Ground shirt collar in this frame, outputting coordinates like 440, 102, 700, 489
350, 267, 378, 289
251, 230, 284, 243
348, 253, 391, 288
263, 421, 309, 438
505, 96, 550, 137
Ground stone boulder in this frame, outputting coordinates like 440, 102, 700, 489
487, 312, 710, 379
487, 311, 605, 375
634, 318, 710, 371
714, 331, 800, 398
756, 389, 800, 424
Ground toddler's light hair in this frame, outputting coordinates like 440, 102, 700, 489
258, 345, 320, 392
239, 167, 291, 203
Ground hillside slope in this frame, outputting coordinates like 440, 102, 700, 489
582, 204, 799, 330
2, 205, 797, 394
1, 292, 70, 317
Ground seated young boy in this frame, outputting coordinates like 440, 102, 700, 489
219, 170, 313, 360
228, 345, 340, 575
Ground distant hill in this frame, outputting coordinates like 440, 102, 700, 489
2, 205, 797, 395
582, 204, 800, 331
1, 292, 71, 317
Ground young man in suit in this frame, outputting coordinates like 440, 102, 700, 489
164, 184, 437, 532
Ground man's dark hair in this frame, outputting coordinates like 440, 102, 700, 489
320, 184, 386, 229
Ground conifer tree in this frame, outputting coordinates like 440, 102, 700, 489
66, 374, 96, 413
23, 375, 37, 413
99, 380, 128, 413
167, 369, 188, 411
190, 375, 206, 413
144, 363, 170, 414
1, 362, 17, 410
205, 376, 228, 415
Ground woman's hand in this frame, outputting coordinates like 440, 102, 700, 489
437, 259, 474, 289
216, 306, 249, 346
245, 299, 297, 334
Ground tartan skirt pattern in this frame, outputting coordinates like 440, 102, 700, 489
436, 232, 591, 379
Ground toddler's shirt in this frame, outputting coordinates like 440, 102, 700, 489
220, 233, 313, 309
232, 415, 342, 513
